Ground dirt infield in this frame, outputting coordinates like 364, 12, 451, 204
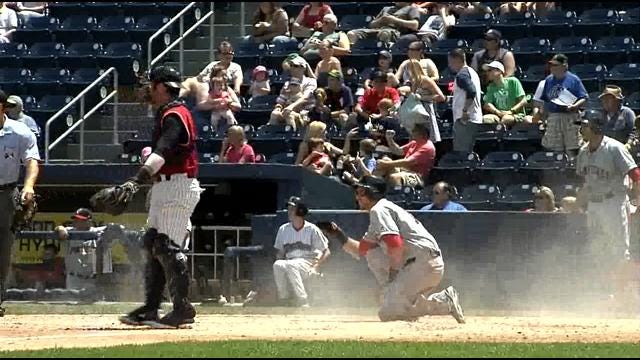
1, 312, 640, 351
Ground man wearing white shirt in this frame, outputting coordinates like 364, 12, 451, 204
448, 48, 482, 153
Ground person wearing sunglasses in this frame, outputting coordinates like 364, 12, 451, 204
420, 182, 467, 211
470, 29, 515, 87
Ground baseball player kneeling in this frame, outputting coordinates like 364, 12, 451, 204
273, 197, 330, 307
318, 176, 465, 323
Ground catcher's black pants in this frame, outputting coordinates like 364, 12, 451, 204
142, 229, 192, 312
0, 187, 18, 303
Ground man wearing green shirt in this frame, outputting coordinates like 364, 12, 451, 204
482, 61, 529, 128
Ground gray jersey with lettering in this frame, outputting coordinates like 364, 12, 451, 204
576, 136, 638, 198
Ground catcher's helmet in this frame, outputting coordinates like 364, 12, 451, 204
286, 196, 308, 217
148, 65, 183, 89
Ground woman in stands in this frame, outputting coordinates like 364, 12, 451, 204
246, 2, 290, 45
314, 40, 342, 88
182, 41, 243, 97
395, 41, 439, 86
291, 2, 334, 38
294, 121, 342, 166
526, 186, 560, 213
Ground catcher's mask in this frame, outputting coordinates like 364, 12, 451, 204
287, 196, 308, 217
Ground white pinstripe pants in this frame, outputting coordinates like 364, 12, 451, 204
148, 174, 204, 249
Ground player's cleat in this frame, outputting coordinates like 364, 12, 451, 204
119, 306, 159, 326
0, 306, 5, 317
217, 295, 228, 305
143, 306, 196, 329
242, 290, 258, 307
445, 286, 466, 324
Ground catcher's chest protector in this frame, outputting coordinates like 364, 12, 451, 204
152, 104, 199, 178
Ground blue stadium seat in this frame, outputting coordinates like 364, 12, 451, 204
66, 67, 105, 93
58, 42, 103, 70
13, 14, 57, 45
0, 43, 27, 68
282, 3, 304, 19
524, 151, 571, 171
479, 151, 525, 171
550, 36, 592, 65
338, 14, 372, 32
531, 9, 577, 39
615, 7, 640, 38
0, 68, 30, 95
268, 151, 297, 164
232, 38, 269, 70
491, 11, 535, 41
585, 91, 604, 111
262, 37, 300, 70
447, 12, 493, 40
84, 2, 123, 18
626, 92, 640, 113
605, 63, 640, 94
129, 15, 170, 45
496, 184, 537, 211
511, 38, 551, 71
91, 16, 136, 44
503, 122, 545, 155
237, 94, 278, 126
53, 15, 97, 45
341, 38, 384, 69
570, 63, 606, 93
97, 42, 143, 85
520, 64, 546, 94
431, 151, 480, 187
47, 2, 88, 19
342, 67, 359, 93
475, 123, 507, 151
330, 2, 360, 18
121, 2, 161, 18
26, 68, 71, 98
457, 184, 501, 211
409, 186, 433, 210
29, 95, 76, 125
429, 39, 469, 70
22, 42, 65, 69
588, 36, 635, 68
256, 124, 297, 139
572, 9, 618, 39
158, 2, 191, 17
386, 185, 414, 208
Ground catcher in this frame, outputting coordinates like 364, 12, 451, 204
317, 176, 465, 323
91, 66, 203, 329
0, 89, 40, 317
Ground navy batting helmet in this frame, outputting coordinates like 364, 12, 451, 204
354, 175, 387, 196
148, 65, 183, 89
287, 196, 308, 217
575, 109, 605, 134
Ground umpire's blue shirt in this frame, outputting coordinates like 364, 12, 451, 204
0, 116, 40, 185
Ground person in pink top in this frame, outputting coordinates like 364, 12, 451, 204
376, 123, 435, 188
219, 125, 256, 164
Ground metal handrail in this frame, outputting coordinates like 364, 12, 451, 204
45, 67, 118, 164
149, 6, 215, 73
147, 2, 197, 72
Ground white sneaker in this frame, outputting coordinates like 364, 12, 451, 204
218, 295, 228, 305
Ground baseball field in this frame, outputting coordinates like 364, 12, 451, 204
1, 303, 639, 357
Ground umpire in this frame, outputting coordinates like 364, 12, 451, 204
0, 89, 41, 316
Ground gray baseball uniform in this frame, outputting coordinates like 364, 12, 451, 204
363, 198, 452, 321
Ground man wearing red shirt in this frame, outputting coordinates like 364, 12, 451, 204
377, 123, 435, 188
219, 125, 256, 164
349, 70, 400, 128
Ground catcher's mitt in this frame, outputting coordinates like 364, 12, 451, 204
12, 194, 38, 231
316, 221, 348, 245
90, 181, 139, 216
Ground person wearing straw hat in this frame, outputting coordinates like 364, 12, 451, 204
599, 85, 636, 145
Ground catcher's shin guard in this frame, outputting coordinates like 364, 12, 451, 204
153, 233, 193, 314
141, 228, 164, 309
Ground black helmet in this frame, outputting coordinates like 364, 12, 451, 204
354, 175, 387, 195
286, 196, 309, 217
148, 65, 183, 89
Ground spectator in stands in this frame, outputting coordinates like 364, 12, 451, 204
599, 85, 636, 145
283, 55, 318, 96
363, 50, 398, 91
626, 115, 640, 153
347, 2, 421, 45
526, 186, 559, 212
246, 2, 290, 45
349, 70, 401, 130
273, 197, 330, 307
420, 181, 468, 211
525, 2, 555, 17
470, 29, 516, 86
449, 48, 482, 153
341, 129, 378, 185
370, 98, 401, 132
12, 243, 65, 290
482, 61, 529, 128
314, 40, 342, 88
377, 123, 436, 188
6, 95, 39, 138
398, 58, 445, 143
301, 137, 333, 175
0, 2, 18, 43
295, 120, 343, 165
395, 41, 439, 85
299, 13, 351, 60
270, 77, 305, 130
292, 2, 334, 38
539, 54, 588, 157
497, 2, 527, 15
249, 66, 271, 99
560, 196, 582, 214
205, 76, 238, 134
306, 88, 332, 124
5, 2, 47, 21
185, 41, 243, 96
324, 69, 354, 128
219, 125, 256, 164
448, 2, 492, 16
409, 2, 454, 46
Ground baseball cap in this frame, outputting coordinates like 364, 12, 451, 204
327, 69, 343, 80
149, 65, 184, 89
354, 175, 387, 195
574, 109, 605, 128
548, 54, 569, 66
484, 29, 502, 40
289, 56, 307, 67
378, 50, 392, 61
482, 60, 505, 73
252, 65, 268, 78
598, 85, 624, 100
72, 208, 93, 221
6, 95, 23, 110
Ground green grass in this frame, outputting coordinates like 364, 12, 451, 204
2, 341, 640, 358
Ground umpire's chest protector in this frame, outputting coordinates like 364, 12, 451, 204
152, 103, 199, 178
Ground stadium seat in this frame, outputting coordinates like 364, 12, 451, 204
47, 2, 88, 19
66, 68, 105, 93
496, 184, 537, 211
262, 37, 300, 70
330, 2, 360, 18
282, 3, 304, 19
342, 38, 384, 69
475, 123, 507, 154
428, 39, 469, 70
0, 68, 30, 95
14, 14, 56, 45
256, 124, 297, 139
570, 63, 607, 93
386, 185, 415, 208
84, 2, 123, 18
519, 64, 546, 94
121, 2, 161, 18
572, 9, 618, 39
524, 151, 571, 171
531, 9, 577, 39
53, 15, 97, 45
342, 67, 359, 93
129, 15, 170, 45
58, 42, 103, 70
91, 16, 136, 44
585, 91, 604, 111
431, 151, 480, 187
504, 122, 545, 143
0, 43, 27, 68
457, 184, 501, 211
158, 2, 191, 17
447, 12, 493, 40
550, 36, 592, 65
338, 14, 372, 32
511, 38, 551, 71
588, 36, 635, 69
25, 68, 71, 98
605, 63, 640, 94
29, 95, 76, 126
491, 11, 535, 41
236, 95, 278, 126
96, 42, 143, 85
615, 7, 640, 38
232, 38, 269, 70
626, 92, 640, 113
268, 151, 297, 165
409, 186, 432, 210
22, 42, 65, 69
478, 151, 526, 186
551, 184, 581, 206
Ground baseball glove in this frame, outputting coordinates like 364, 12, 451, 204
90, 181, 139, 216
316, 221, 348, 245
12, 194, 38, 231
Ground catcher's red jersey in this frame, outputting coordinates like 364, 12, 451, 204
152, 104, 198, 178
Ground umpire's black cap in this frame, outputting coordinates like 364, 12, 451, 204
149, 65, 184, 89
354, 175, 387, 195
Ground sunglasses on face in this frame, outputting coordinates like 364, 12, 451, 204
221, 51, 235, 56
